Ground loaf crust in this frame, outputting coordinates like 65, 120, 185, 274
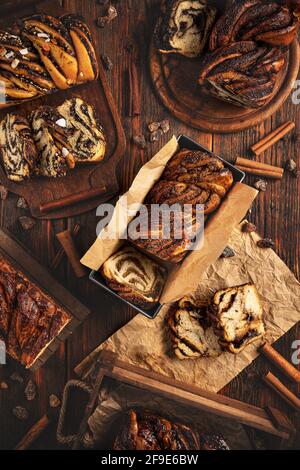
0, 257, 71, 369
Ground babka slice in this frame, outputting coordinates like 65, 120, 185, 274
155, 0, 217, 58
101, 246, 166, 310
30, 106, 69, 178
57, 98, 106, 164
0, 114, 38, 181
208, 283, 265, 354
168, 297, 221, 360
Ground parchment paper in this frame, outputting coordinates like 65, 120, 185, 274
83, 381, 252, 450
81, 136, 258, 304
76, 223, 300, 393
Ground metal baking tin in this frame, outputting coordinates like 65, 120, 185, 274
89, 135, 245, 320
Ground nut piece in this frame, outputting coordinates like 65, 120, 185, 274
149, 129, 163, 143
242, 222, 257, 233
221, 246, 235, 258
49, 394, 61, 408
285, 159, 297, 172
19, 216, 35, 231
17, 197, 28, 209
13, 406, 29, 421
25, 379, 36, 401
101, 54, 113, 71
160, 119, 170, 134
257, 238, 275, 249
133, 134, 146, 149
148, 122, 161, 133
254, 179, 268, 192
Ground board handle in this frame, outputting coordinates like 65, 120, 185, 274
40, 186, 106, 215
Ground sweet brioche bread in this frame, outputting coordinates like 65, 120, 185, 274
100, 246, 166, 310
30, 106, 69, 178
57, 98, 106, 164
113, 409, 201, 450
168, 298, 221, 360
0, 13, 98, 108
0, 114, 38, 181
209, 0, 299, 50
155, 0, 217, 58
209, 283, 265, 354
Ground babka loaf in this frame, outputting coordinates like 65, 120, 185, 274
0, 13, 98, 108
129, 148, 233, 263
208, 283, 265, 354
113, 409, 201, 450
0, 114, 38, 181
198, 41, 285, 108
168, 297, 221, 360
57, 98, 106, 164
0, 256, 71, 368
30, 106, 69, 178
154, 0, 217, 58
209, 0, 299, 50
100, 246, 166, 310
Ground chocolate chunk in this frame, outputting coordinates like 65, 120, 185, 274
254, 179, 268, 192
221, 246, 235, 258
133, 134, 146, 149
96, 5, 117, 27
101, 54, 113, 71
0, 185, 8, 200
160, 119, 170, 134
17, 197, 28, 209
149, 129, 163, 142
49, 394, 61, 408
13, 406, 28, 421
257, 238, 275, 249
19, 216, 35, 231
10, 372, 24, 384
242, 222, 257, 233
148, 122, 161, 133
0, 381, 8, 390
285, 159, 299, 177
25, 379, 36, 401
96, 16, 108, 28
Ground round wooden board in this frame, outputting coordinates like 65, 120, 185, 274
150, 39, 300, 133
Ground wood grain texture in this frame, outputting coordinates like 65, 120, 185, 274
0, 0, 299, 450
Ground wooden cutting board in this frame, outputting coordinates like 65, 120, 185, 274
0, 228, 90, 371
0, 0, 126, 219
150, 20, 300, 133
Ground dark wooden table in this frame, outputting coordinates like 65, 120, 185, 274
0, 0, 299, 450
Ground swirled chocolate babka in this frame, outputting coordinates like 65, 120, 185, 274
208, 283, 265, 354
168, 297, 221, 360
198, 41, 285, 108
154, 0, 217, 58
113, 409, 201, 450
0, 13, 98, 108
0, 114, 38, 181
101, 246, 166, 310
0, 256, 71, 368
209, 0, 299, 50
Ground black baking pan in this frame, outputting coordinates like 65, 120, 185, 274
89, 135, 245, 319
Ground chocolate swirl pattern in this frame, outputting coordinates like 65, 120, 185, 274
0, 257, 71, 369
0, 13, 99, 108
101, 247, 166, 310
0, 114, 38, 181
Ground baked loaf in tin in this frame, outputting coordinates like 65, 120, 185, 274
0, 256, 71, 369
100, 246, 166, 310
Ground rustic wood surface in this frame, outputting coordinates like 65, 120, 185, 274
0, 0, 299, 450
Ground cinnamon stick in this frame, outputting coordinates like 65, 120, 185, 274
128, 61, 141, 117
56, 230, 86, 278
251, 121, 295, 156
40, 186, 106, 215
236, 157, 284, 175
236, 165, 283, 180
15, 415, 50, 450
261, 342, 300, 384
50, 224, 81, 270
263, 372, 300, 411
